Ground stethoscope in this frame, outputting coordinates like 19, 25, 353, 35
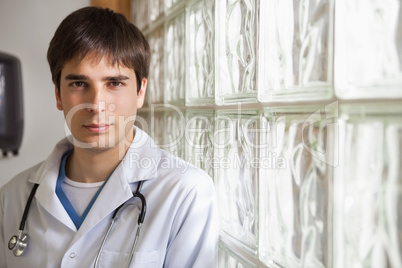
8, 180, 147, 268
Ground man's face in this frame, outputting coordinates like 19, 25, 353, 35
55, 54, 147, 152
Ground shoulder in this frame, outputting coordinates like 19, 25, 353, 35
1, 137, 73, 197
0, 162, 43, 201
157, 149, 212, 182
155, 149, 215, 198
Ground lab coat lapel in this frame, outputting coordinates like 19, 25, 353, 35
121, 126, 161, 183
29, 137, 77, 231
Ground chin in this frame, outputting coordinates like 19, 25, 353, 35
71, 135, 116, 150
83, 146, 115, 154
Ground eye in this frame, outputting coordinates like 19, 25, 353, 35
70, 81, 86, 88
109, 81, 123, 87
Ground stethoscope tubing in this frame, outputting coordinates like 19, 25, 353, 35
10, 180, 147, 268
94, 217, 116, 267
19, 183, 39, 231
8, 183, 39, 256
94, 180, 146, 268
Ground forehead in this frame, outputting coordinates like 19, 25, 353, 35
61, 53, 134, 75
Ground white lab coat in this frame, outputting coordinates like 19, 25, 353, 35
0, 127, 218, 268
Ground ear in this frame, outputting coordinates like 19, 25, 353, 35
55, 86, 63, 111
137, 78, 147, 109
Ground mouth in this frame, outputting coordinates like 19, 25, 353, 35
83, 124, 111, 133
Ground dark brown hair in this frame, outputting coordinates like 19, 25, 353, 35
47, 6, 150, 93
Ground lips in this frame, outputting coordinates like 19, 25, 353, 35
84, 124, 111, 133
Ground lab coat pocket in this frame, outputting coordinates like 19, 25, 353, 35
98, 250, 160, 268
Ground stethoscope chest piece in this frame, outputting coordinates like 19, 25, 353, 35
8, 231, 29, 256
8, 183, 38, 257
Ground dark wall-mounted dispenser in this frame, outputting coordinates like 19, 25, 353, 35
0, 52, 23, 157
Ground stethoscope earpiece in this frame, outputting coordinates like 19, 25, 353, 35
8, 232, 29, 257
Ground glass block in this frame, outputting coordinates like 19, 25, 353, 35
142, 86, 151, 108
149, 0, 164, 22
165, 0, 184, 12
134, 109, 151, 134
219, 241, 258, 268
131, 0, 148, 30
214, 110, 259, 253
164, 12, 186, 105
258, 0, 334, 102
185, 0, 216, 106
259, 104, 337, 268
147, 26, 164, 105
334, 1, 402, 99
161, 107, 186, 158
184, 109, 215, 178
149, 109, 165, 147
333, 106, 402, 268
215, 0, 258, 105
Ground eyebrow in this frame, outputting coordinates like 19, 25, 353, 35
64, 74, 130, 81
64, 74, 88, 80
103, 75, 130, 81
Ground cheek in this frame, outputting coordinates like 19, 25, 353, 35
113, 95, 138, 114
61, 101, 78, 119
59, 93, 78, 111
63, 108, 84, 131
111, 97, 138, 129
61, 99, 88, 129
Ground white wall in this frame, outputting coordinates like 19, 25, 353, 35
0, 0, 90, 187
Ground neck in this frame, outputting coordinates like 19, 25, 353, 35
66, 137, 133, 183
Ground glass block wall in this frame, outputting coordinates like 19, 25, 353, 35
131, 0, 402, 267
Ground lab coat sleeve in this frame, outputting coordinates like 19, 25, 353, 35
164, 175, 219, 268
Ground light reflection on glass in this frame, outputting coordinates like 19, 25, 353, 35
258, 0, 333, 102
162, 109, 185, 158
334, 114, 402, 268
259, 110, 331, 268
131, 0, 148, 30
164, 12, 185, 104
185, 110, 214, 178
186, 0, 215, 106
214, 110, 259, 253
334, 0, 402, 99
148, 26, 164, 104
149, 0, 164, 22
215, 0, 258, 104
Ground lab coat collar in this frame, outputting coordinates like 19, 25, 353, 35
120, 126, 161, 183
28, 136, 76, 230
27, 127, 161, 233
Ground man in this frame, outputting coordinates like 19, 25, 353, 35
0, 6, 218, 267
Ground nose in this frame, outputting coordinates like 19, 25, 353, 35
86, 85, 106, 113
